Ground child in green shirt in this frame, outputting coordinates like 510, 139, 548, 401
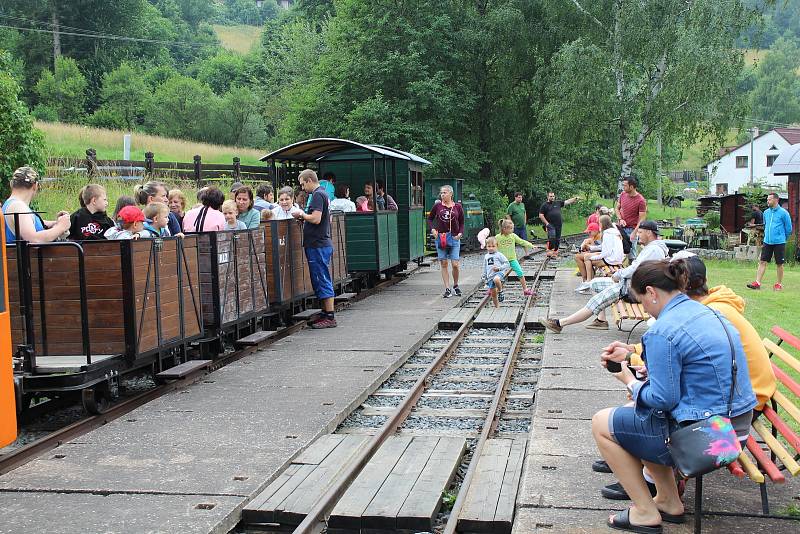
495, 219, 536, 295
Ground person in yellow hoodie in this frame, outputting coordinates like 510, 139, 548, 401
594, 253, 777, 501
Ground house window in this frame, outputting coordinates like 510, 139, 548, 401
767, 154, 778, 167
736, 156, 748, 168
716, 183, 728, 195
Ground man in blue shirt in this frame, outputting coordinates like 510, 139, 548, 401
748, 192, 793, 291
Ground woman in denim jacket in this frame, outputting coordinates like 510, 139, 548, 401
593, 259, 756, 533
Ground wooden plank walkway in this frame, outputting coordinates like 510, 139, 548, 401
328, 436, 465, 532
234, 331, 276, 346
474, 307, 521, 328
438, 308, 474, 329
242, 434, 370, 525
459, 438, 527, 534
524, 306, 549, 329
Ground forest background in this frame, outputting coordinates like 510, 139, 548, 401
1, 0, 800, 217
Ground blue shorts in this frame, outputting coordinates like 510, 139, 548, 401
609, 406, 674, 466
436, 233, 461, 260
513, 226, 527, 240
305, 246, 335, 300
487, 272, 505, 289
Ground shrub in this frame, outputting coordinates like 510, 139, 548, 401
32, 104, 59, 122
34, 56, 87, 123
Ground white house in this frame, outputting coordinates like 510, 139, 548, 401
705, 127, 800, 194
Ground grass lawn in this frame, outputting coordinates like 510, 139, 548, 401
37, 121, 266, 165
213, 24, 263, 54
536, 198, 699, 239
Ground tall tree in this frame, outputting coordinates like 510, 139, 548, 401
34, 56, 87, 122
545, 0, 757, 189
93, 62, 151, 130
749, 35, 800, 124
0, 53, 46, 199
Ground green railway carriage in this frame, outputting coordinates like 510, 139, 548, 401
261, 138, 429, 275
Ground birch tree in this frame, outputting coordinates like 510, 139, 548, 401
545, 0, 757, 189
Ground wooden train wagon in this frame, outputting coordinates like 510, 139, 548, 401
262, 138, 430, 274
8, 237, 202, 395
196, 228, 269, 333
263, 215, 349, 307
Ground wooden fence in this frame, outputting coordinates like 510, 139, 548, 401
46, 148, 273, 186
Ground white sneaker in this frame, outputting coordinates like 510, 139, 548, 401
574, 282, 590, 292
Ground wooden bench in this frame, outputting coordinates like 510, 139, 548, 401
594, 263, 623, 278
691, 326, 800, 534
608, 300, 649, 334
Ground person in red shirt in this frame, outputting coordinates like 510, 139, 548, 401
427, 185, 465, 298
615, 176, 647, 256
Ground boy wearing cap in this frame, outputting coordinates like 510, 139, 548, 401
105, 206, 146, 240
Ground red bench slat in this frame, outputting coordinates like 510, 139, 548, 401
746, 435, 786, 483
771, 364, 800, 398
772, 326, 800, 352
762, 406, 800, 453
727, 460, 745, 478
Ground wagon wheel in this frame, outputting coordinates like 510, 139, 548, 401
81, 386, 110, 415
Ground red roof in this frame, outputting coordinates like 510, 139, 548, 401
774, 128, 800, 145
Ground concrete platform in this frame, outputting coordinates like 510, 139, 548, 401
0, 264, 482, 533
513, 266, 800, 533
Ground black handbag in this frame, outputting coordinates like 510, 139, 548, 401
666, 312, 743, 479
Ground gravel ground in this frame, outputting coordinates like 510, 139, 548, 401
430, 379, 497, 391
339, 410, 388, 429
406, 354, 437, 365
505, 397, 534, 412
401, 416, 483, 432
417, 396, 491, 410
512, 367, 540, 379
450, 356, 505, 366
498, 418, 531, 433
364, 395, 405, 407
438, 366, 503, 378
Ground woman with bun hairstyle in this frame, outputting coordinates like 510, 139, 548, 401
593, 259, 756, 533
134, 181, 181, 235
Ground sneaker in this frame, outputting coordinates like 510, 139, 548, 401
774, 283, 783, 291
453, 286, 462, 297
310, 317, 337, 329
523, 289, 533, 296
443, 288, 453, 298
747, 281, 761, 290
586, 319, 609, 330
601, 481, 657, 500
577, 287, 592, 295
574, 282, 590, 293
498, 291, 505, 302
591, 459, 612, 473
542, 318, 562, 333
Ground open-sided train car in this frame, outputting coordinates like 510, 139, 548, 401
196, 228, 269, 355
262, 138, 429, 275
8, 237, 202, 412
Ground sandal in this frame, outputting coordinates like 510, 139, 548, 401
659, 510, 685, 524
607, 508, 662, 533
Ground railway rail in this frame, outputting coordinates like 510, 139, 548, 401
241, 249, 558, 533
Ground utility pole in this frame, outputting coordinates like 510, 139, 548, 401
748, 127, 755, 186
51, 8, 61, 68
656, 135, 663, 206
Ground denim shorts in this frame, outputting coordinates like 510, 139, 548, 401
305, 246, 335, 300
487, 272, 505, 289
436, 233, 461, 260
609, 406, 674, 466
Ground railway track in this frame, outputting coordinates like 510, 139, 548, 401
0, 269, 416, 476
242, 249, 561, 533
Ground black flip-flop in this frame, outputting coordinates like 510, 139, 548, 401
607, 509, 663, 533
659, 510, 686, 524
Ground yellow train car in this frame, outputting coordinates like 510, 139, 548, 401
0, 217, 17, 447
